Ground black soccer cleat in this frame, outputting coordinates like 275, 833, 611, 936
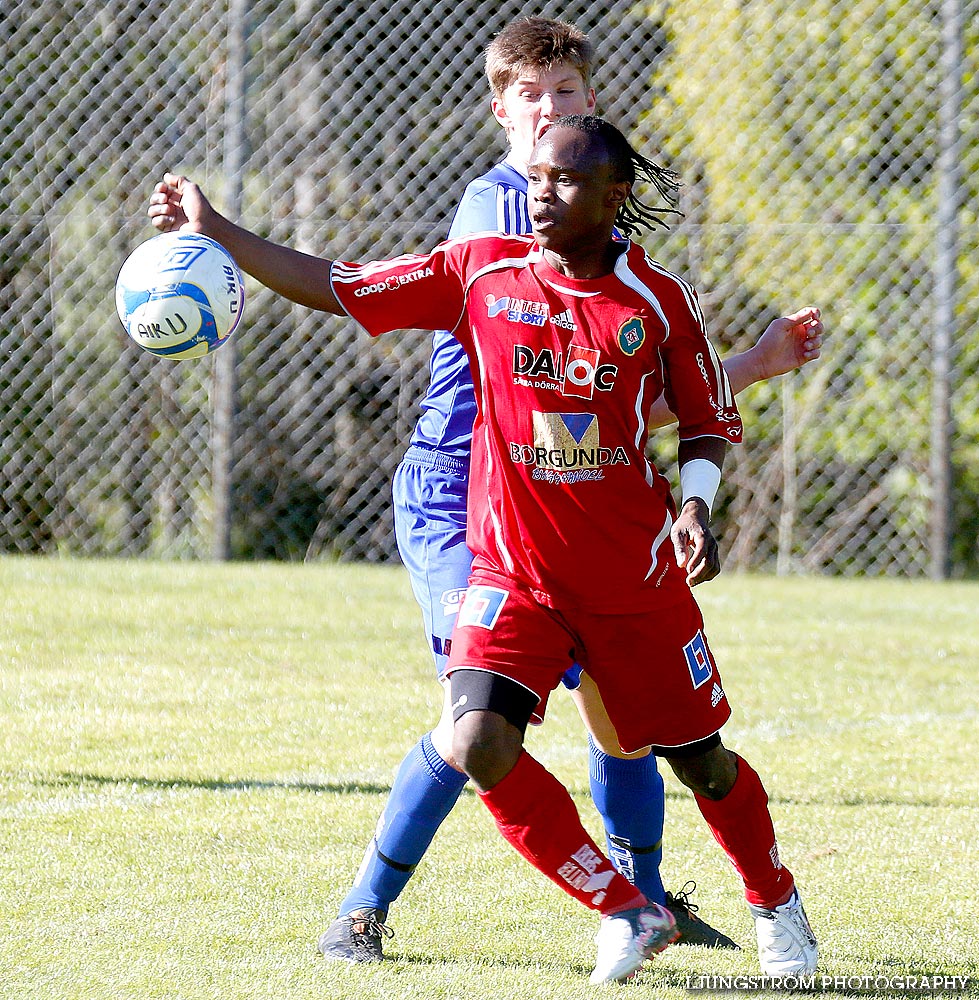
665, 881, 741, 950
317, 908, 394, 963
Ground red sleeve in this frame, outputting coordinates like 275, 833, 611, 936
660, 286, 743, 444
330, 242, 467, 337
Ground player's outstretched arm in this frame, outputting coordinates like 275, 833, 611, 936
725, 307, 823, 388
647, 307, 824, 430
147, 173, 343, 315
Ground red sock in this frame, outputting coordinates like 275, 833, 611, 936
695, 754, 795, 908
479, 751, 646, 915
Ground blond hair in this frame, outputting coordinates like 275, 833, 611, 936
485, 17, 594, 98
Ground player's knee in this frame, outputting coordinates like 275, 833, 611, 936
451, 710, 521, 790
449, 670, 536, 790
664, 738, 737, 800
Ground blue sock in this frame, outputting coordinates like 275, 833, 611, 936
338, 732, 468, 916
588, 735, 666, 906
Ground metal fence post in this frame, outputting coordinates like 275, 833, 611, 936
930, 0, 963, 580
212, 0, 248, 560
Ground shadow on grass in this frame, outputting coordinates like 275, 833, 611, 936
24, 772, 960, 810
351, 950, 593, 976
37, 771, 392, 796
660, 787, 962, 809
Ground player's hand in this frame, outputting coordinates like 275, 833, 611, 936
147, 173, 214, 235
672, 499, 720, 586
752, 307, 823, 379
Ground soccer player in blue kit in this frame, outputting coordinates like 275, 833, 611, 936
312, 17, 823, 962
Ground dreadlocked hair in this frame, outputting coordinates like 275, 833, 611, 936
556, 114, 682, 237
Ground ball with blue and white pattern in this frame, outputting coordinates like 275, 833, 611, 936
115, 232, 245, 359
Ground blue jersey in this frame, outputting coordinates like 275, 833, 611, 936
396, 159, 548, 677
407, 160, 530, 458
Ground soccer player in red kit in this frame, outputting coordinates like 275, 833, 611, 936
148, 115, 818, 984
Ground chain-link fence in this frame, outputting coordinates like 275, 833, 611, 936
3, 1, 977, 575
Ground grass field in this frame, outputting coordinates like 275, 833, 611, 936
1, 556, 977, 1000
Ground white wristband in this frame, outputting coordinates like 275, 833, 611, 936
679, 459, 722, 515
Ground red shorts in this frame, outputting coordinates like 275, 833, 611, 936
445, 570, 731, 754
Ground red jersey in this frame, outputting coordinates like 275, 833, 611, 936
333, 234, 742, 613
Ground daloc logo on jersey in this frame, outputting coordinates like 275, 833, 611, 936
562, 345, 604, 399
512, 344, 617, 398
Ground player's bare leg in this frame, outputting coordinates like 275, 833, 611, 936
665, 741, 817, 974
572, 673, 738, 949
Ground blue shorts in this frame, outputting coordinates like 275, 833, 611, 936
393, 445, 583, 690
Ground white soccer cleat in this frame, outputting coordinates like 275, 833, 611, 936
589, 902, 678, 985
749, 888, 818, 975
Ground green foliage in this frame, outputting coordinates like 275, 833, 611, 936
643, 0, 979, 573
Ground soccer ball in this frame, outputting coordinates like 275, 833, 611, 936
115, 232, 245, 359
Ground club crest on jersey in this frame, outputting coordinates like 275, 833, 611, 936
512, 344, 617, 399
509, 412, 629, 482
618, 317, 646, 356
485, 294, 547, 327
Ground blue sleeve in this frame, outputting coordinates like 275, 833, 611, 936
447, 176, 530, 239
